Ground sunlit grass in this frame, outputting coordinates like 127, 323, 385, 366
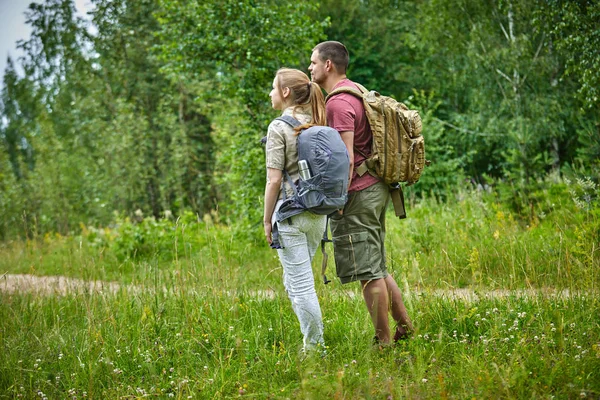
1, 180, 599, 398
1, 283, 599, 398
2, 183, 598, 291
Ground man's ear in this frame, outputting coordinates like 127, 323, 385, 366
325, 59, 332, 72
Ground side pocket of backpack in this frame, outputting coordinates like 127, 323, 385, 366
297, 174, 325, 209
405, 110, 422, 139
406, 136, 425, 185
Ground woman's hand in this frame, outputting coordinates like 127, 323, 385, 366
264, 221, 273, 244
264, 167, 283, 246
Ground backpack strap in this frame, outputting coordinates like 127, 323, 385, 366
325, 86, 363, 103
325, 83, 376, 177
283, 170, 299, 198
320, 216, 332, 285
274, 115, 303, 204
390, 183, 407, 219
325, 82, 368, 103
275, 115, 302, 128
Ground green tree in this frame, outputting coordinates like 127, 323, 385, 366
0, 0, 221, 236
155, 0, 327, 225
414, 0, 585, 182
0, 58, 39, 179
535, 0, 600, 111
318, 0, 419, 98
535, 0, 600, 171
90, 0, 217, 217
2, 0, 598, 239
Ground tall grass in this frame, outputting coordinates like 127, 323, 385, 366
2, 177, 597, 291
1, 286, 599, 398
1, 177, 599, 398
389, 179, 598, 291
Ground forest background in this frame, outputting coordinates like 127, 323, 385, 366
1, 1, 600, 398
0, 0, 598, 239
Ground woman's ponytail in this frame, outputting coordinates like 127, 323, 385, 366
275, 68, 327, 132
308, 82, 326, 127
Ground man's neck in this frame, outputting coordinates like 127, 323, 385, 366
323, 74, 347, 94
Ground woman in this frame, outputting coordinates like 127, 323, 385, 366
263, 68, 327, 353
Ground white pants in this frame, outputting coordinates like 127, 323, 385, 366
275, 211, 327, 351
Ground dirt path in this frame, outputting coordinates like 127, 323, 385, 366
1, 273, 127, 296
0, 273, 582, 301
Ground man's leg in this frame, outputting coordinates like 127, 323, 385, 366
361, 278, 391, 344
384, 275, 413, 340
332, 182, 392, 344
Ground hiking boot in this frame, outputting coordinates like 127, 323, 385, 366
393, 324, 412, 342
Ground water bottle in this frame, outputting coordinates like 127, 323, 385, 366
298, 160, 311, 180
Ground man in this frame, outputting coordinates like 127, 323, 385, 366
309, 41, 413, 345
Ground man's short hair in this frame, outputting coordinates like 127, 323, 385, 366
313, 41, 349, 74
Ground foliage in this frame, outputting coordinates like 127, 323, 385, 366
395, 175, 599, 289
316, 0, 599, 200
154, 0, 327, 226
317, 0, 418, 97
534, 0, 600, 110
0, 58, 38, 180
1, 175, 598, 398
413, 0, 583, 182
0, 0, 218, 239
82, 210, 239, 263
1, 0, 599, 238
2, 179, 600, 397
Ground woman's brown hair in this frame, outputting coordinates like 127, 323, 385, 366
275, 68, 326, 132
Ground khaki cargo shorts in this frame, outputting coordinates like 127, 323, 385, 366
330, 181, 390, 284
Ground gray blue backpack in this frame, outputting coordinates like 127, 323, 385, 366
275, 115, 350, 223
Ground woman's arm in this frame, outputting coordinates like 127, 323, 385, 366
263, 167, 283, 244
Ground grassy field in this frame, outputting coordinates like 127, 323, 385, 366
1, 179, 599, 398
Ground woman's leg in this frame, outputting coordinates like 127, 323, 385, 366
277, 214, 325, 350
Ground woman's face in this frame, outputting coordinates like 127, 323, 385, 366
269, 76, 287, 110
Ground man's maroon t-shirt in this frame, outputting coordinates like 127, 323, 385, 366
326, 79, 379, 193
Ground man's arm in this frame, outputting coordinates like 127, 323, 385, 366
339, 130, 354, 188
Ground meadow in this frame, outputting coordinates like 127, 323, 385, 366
1, 177, 599, 399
